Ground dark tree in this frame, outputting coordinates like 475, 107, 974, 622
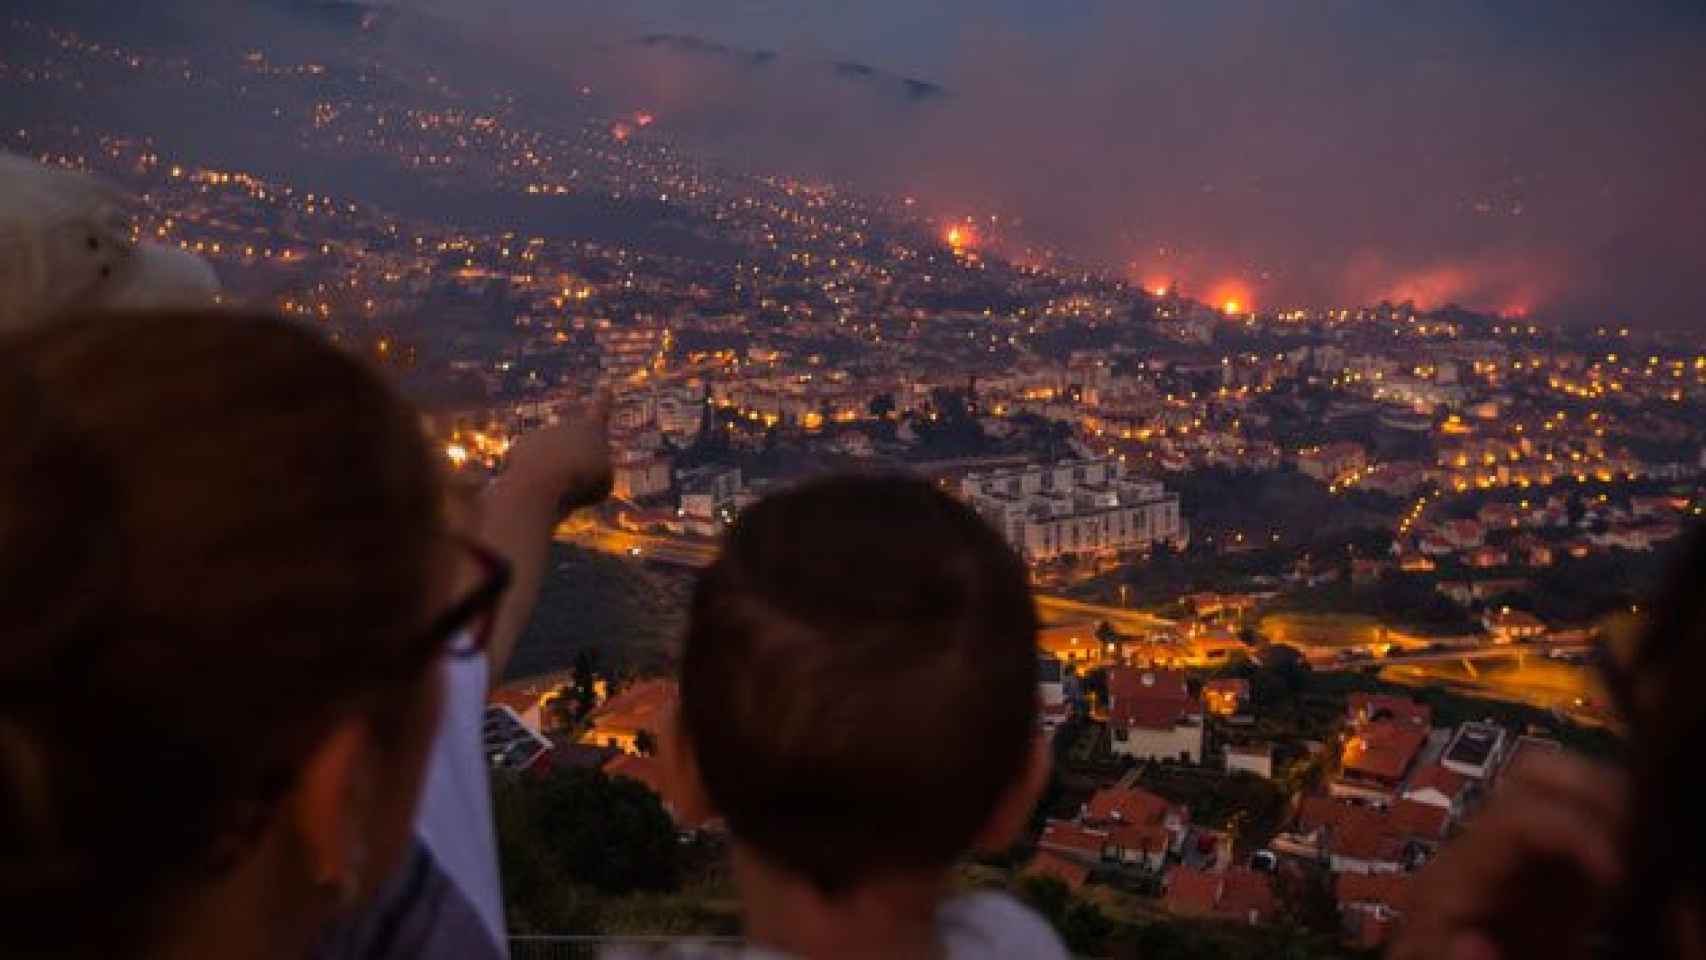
634, 729, 659, 757
1095, 620, 1121, 648
571, 649, 600, 723
501, 766, 682, 896
1016, 875, 1072, 925
547, 682, 579, 732
1058, 901, 1114, 955
1251, 644, 1310, 709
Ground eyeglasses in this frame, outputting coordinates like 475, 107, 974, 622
419, 538, 512, 660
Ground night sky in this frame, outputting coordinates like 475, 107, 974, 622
441, 2, 1706, 326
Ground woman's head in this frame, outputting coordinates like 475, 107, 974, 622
0, 310, 457, 956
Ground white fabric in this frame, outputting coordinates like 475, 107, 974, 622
415, 651, 509, 956
602, 891, 1071, 959
0, 150, 218, 332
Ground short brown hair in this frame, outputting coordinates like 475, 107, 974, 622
679, 475, 1039, 894
0, 310, 446, 951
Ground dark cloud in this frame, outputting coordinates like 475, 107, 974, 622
31, 0, 1698, 326
416, 0, 1706, 327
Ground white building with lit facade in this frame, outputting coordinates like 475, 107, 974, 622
961, 458, 1186, 562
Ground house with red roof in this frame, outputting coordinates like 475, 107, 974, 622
1337, 871, 1415, 949
1203, 678, 1251, 717
1106, 822, 1172, 872
1386, 798, 1450, 848
579, 679, 675, 755
1163, 866, 1276, 925
1332, 721, 1431, 803
1281, 797, 1445, 875
1402, 762, 1473, 821
1037, 820, 1110, 866
1082, 781, 1191, 870
1106, 667, 1204, 764
1163, 864, 1223, 916
1347, 693, 1432, 730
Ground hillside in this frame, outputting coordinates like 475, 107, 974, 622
504, 544, 693, 682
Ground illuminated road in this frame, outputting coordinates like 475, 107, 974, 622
1312, 638, 1594, 670
556, 522, 1177, 631
555, 522, 1607, 721
1032, 594, 1175, 632
556, 523, 718, 567
1376, 655, 1610, 726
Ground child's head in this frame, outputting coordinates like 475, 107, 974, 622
677, 474, 1044, 895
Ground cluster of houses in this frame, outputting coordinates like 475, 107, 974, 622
1028, 770, 1278, 927
484, 615, 1574, 949
1271, 693, 1561, 948
485, 677, 714, 832
1021, 662, 1293, 926
1029, 667, 1564, 948
1399, 493, 1690, 570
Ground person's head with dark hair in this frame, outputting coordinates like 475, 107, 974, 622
1601, 529, 1706, 957
0, 310, 491, 959
669, 475, 1062, 958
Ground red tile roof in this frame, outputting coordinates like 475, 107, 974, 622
1405, 762, 1469, 800
1163, 866, 1222, 916
1218, 867, 1277, 923
1038, 820, 1107, 858
1085, 784, 1178, 827
1333, 816, 1408, 862
1388, 799, 1449, 841
1164, 866, 1274, 923
1348, 693, 1432, 728
1023, 851, 1090, 891
1295, 795, 1351, 832
1110, 667, 1189, 701
1336, 872, 1415, 914
1297, 795, 1444, 863
1343, 722, 1430, 784
1295, 797, 1408, 864
1108, 822, 1170, 856
1109, 667, 1199, 729
587, 679, 676, 734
